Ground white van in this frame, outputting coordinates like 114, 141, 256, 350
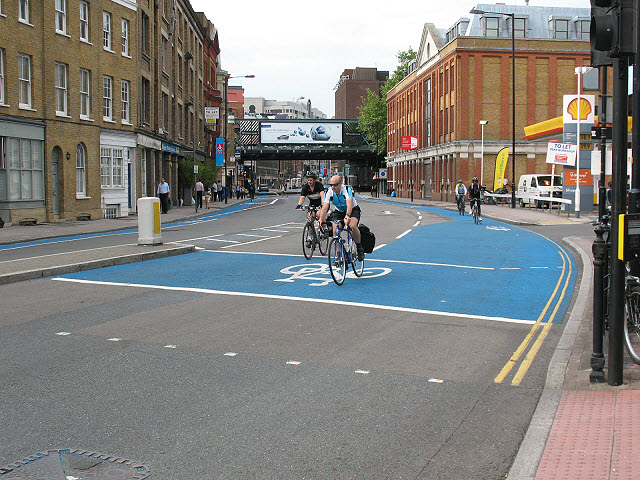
517, 174, 563, 208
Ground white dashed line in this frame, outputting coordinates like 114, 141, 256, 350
355, 370, 370, 375
164, 345, 177, 349
107, 338, 122, 342
224, 352, 237, 356
413, 221, 420, 227
56, 332, 71, 336
286, 361, 301, 365
428, 378, 444, 383
396, 229, 412, 239
220, 235, 283, 249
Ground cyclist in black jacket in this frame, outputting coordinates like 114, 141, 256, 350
296, 172, 325, 220
468, 177, 484, 222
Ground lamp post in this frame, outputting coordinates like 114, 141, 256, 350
574, 66, 593, 219
479, 120, 488, 186
470, 8, 516, 207
185, 100, 197, 212
223, 73, 255, 204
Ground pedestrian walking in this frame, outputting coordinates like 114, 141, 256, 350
211, 181, 218, 202
195, 179, 204, 208
157, 177, 170, 214
217, 181, 223, 201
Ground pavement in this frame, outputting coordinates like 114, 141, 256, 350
0, 192, 635, 479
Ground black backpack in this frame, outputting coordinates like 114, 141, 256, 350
358, 224, 376, 253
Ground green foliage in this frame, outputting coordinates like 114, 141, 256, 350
178, 157, 221, 190
357, 47, 417, 156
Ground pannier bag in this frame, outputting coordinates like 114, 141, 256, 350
358, 224, 376, 254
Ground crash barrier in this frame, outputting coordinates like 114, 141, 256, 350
484, 193, 574, 216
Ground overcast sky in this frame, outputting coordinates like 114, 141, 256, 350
189, 0, 590, 118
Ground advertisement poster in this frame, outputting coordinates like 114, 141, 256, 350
401, 136, 419, 150
546, 142, 578, 166
215, 138, 224, 166
260, 123, 343, 144
494, 147, 509, 189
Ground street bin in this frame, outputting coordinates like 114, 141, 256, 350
137, 197, 163, 245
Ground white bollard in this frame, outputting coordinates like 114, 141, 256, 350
137, 197, 163, 245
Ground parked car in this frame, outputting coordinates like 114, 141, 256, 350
258, 184, 269, 192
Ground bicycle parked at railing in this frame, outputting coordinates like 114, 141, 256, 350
299, 205, 329, 260
327, 219, 364, 285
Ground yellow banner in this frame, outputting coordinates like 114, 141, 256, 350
494, 147, 509, 189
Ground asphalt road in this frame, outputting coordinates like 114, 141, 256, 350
0, 197, 575, 479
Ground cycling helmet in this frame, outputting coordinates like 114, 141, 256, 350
472, 177, 479, 182
458, 179, 463, 183
305, 171, 318, 179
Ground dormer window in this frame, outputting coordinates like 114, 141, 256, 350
575, 18, 590, 40
509, 16, 527, 38
485, 17, 499, 37
552, 18, 569, 39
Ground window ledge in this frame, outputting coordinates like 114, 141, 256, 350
55, 31, 70, 38
80, 38, 93, 46
56, 112, 72, 118
122, 53, 132, 59
80, 116, 94, 122
19, 19, 34, 27
0, 103, 10, 108
0, 13, 7, 18
103, 118, 117, 124
19, 106, 37, 111
76, 195, 91, 200
103, 47, 115, 54
121, 121, 133, 126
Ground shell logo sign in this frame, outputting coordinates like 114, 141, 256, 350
563, 95, 595, 124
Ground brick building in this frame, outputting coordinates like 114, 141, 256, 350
334, 67, 389, 119
386, 3, 595, 203
0, 0, 138, 223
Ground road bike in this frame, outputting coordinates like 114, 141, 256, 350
300, 205, 329, 260
327, 219, 364, 285
624, 274, 640, 363
471, 199, 481, 224
456, 194, 465, 215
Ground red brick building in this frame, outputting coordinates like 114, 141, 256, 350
386, 4, 595, 202
335, 67, 389, 119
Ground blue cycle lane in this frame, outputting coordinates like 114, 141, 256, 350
55, 201, 576, 327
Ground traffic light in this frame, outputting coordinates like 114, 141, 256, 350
590, 0, 636, 61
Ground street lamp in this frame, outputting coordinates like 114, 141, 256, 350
470, 8, 516, 207
479, 120, 488, 186
574, 66, 593, 219
223, 73, 255, 204
185, 100, 197, 212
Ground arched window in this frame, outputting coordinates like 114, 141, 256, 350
76, 143, 86, 196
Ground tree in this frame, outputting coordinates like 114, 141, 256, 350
358, 47, 417, 157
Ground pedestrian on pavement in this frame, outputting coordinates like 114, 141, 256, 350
195, 178, 204, 208
217, 181, 223, 201
249, 183, 255, 200
157, 177, 170, 214
211, 181, 218, 202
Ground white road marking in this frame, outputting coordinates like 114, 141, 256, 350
286, 361, 301, 365
372, 243, 387, 251
56, 332, 71, 336
53, 278, 536, 325
0, 243, 137, 264
269, 199, 278, 205
107, 338, 122, 342
366, 258, 494, 271
224, 352, 237, 356
255, 229, 290, 233
531, 266, 549, 269
236, 233, 269, 238
413, 221, 420, 227
355, 370, 370, 374
164, 345, 177, 349
205, 238, 239, 243
220, 235, 283, 249
396, 229, 412, 239
428, 378, 444, 383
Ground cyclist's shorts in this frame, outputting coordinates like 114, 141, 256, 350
334, 205, 361, 222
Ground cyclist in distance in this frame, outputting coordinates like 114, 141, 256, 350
318, 174, 364, 261
468, 176, 483, 222
296, 171, 325, 220
455, 179, 467, 212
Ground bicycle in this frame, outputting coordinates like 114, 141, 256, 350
624, 274, 640, 363
471, 199, 480, 224
456, 195, 465, 215
300, 205, 329, 260
327, 219, 364, 285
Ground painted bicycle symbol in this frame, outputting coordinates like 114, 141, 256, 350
275, 263, 392, 286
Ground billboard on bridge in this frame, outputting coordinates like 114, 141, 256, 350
260, 122, 343, 144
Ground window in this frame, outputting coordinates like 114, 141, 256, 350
162, 36, 168, 71
121, 80, 130, 123
577, 19, 590, 41
76, 143, 86, 196
103, 11, 112, 50
55, 0, 66, 34
80, 1, 89, 41
103, 75, 113, 121
0, 49, 4, 105
177, 104, 182, 138
55, 62, 67, 115
141, 77, 150, 123
450, 65, 454, 92
80, 68, 90, 118
513, 17, 526, 38
162, 93, 168, 130
100, 147, 123, 187
19, 0, 29, 23
485, 17, 499, 37
18, 53, 31, 108
141, 12, 149, 54
3, 137, 44, 201
121, 19, 129, 56
555, 19, 569, 39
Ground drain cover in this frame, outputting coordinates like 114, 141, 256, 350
0, 449, 151, 479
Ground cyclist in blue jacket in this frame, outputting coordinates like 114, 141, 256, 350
318, 175, 364, 261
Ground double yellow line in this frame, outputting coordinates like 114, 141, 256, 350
494, 242, 573, 386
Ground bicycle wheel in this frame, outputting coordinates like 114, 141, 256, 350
302, 223, 315, 260
352, 246, 364, 277
328, 237, 346, 285
473, 205, 479, 224
624, 281, 640, 364
317, 225, 329, 256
